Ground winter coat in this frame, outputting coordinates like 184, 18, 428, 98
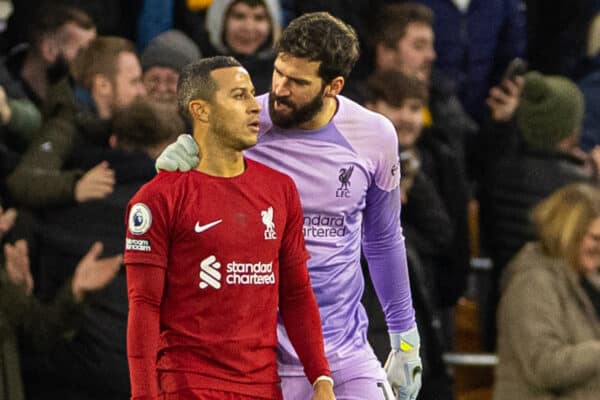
7, 78, 111, 209
416, 0, 526, 122
494, 242, 600, 400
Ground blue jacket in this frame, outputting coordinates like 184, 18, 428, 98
417, 0, 526, 121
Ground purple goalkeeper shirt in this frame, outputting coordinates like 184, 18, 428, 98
247, 94, 416, 374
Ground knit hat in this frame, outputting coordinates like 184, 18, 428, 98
141, 30, 201, 73
516, 71, 584, 151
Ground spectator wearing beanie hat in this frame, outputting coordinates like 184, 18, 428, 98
517, 71, 585, 152
141, 29, 201, 105
478, 70, 597, 350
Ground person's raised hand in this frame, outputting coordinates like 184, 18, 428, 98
486, 76, 525, 122
74, 161, 115, 203
71, 242, 122, 301
4, 239, 33, 295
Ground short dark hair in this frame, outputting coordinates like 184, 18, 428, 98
112, 99, 184, 152
29, 4, 95, 47
275, 12, 360, 82
366, 69, 428, 106
371, 3, 433, 49
71, 36, 136, 88
177, 55, 242, 121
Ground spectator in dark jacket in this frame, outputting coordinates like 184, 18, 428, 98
480, 71, 596, 348
0, 4, 96, 108
0, 204, 121, 400
365, 2, 479, 184
414, 0, 527, 123
7, 36, 146, 210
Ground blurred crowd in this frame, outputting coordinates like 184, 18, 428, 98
0, 1, 599, 399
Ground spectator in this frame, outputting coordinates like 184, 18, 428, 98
0, 86, 41, 199
479, 71, 595, 348
0, 206, 121, 400
140, 29, 201, 106
0, 4, 96, 107
414, 0, 527, 122
367, 2, 478, 184
204, 0, 281, 93
23, 99, 181, 400
494, 183, 600, 400
364, 69, 455, 400
7, 36, 146, 209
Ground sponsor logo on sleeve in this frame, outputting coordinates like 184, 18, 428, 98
126, 238, 151, 252
128, 203, 152, 235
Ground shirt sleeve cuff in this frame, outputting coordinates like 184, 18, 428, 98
312, 375, 334, 388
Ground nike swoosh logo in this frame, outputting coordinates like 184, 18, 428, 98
195, 219, 222, 233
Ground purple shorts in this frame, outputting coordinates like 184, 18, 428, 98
281, 367, 394, 399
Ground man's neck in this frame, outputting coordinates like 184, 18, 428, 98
193, 131, 245, 177
21, 52, 48, 101
298, 96, 338, 130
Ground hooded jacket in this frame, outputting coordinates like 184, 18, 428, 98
205, 0, 281, 59
494, 242, 600, 400
205, 0, 281, 94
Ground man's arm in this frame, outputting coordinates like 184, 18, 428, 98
362, 116, 421, 400
7, 113, 82, 208
278, 180, 334, 399
126, 263, 165, 400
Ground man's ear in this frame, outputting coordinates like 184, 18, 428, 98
324, 77, 345, 98
108, 134, 118, 149
375, 42, 395, 70
39, 34, 59, 63
93, 74, 113, 98
188, 99, 209, 123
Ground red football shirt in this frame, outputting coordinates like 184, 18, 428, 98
125, 159, 329, 399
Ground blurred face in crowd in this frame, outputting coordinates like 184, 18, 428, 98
368, 97, 424, 149
111, 51, 146, 109
44, 22, 96, 82
143, 66, 179, 104
56, 22, 97, 63
378, 22, 435, 82
224, 1, 271, 55
269, 53, 326, 129
578, 216, 600, 273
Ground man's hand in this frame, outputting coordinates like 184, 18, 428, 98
74, 161, 115, 203
312, 378, 335, 400
0, 85, 11, 124
385, 327, 423, 400
486, 76, 524, 122
0, 206, 17, 240
71, 242, 122, 302
4, 239, 33, 295
155, 134, 200, 172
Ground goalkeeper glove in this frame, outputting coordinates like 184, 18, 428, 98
155, 134, 199, 172
384, 326, 423, 400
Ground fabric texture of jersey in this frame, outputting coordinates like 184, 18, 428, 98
125, 158, 315, 398
248, 94, 416, 377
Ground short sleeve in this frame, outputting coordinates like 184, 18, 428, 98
124, 183, 171, 269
